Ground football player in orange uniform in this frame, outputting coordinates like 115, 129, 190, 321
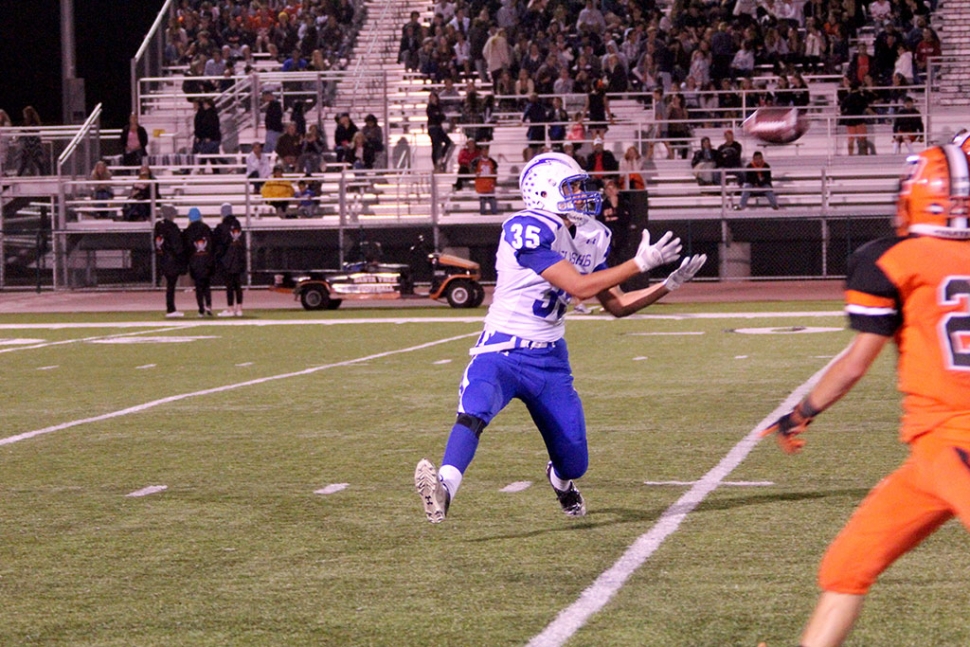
762, 143, 970, 647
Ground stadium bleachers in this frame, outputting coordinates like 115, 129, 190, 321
2, 0, 970, 288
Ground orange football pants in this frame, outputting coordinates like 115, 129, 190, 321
818, 431, 970, 595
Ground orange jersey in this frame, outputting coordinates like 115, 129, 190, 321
845, 235, 970, 442
473, 156, 498, 195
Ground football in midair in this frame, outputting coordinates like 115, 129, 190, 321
742, 108, 810, 145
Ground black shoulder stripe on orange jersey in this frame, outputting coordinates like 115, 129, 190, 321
845, 236, 905, 337
846, 236, 904, 300
848, 312, 898, 337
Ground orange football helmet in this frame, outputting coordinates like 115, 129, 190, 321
896, 144, 970, 239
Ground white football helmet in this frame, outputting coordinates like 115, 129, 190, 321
519, 152, 602, 225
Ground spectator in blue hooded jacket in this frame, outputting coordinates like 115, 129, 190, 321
182, 207, 214, 316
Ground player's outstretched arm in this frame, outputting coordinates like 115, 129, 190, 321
597, 254, 707, 318
761, 332, 889, 453
542, 257, 641, 300
541, 229, 683, 301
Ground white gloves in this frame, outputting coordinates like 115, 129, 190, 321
633, 230, 682, 272
663, 254, 707, 291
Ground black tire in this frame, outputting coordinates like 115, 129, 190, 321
469, 281, 485, 308
325, 299, 342, 310
300, 284, 329, 310
445, 279, 474, 308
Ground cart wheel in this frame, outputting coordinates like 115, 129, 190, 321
445, 279, 474, 308
300, 285, 330, 310
469, 281, 485, 308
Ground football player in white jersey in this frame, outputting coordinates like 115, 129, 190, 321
416, 152, 707, 523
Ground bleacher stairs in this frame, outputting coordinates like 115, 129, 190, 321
936, 0, 970, 106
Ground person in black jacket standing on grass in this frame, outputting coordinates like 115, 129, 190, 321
213, 203, 246, 317
154, 205, 186, 318
183, 207, 214, 317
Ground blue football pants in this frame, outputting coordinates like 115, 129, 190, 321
442, 339, 588, 480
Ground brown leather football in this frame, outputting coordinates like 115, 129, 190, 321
742, 108, 810, 144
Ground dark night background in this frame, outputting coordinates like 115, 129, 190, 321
0, 0, 166, 129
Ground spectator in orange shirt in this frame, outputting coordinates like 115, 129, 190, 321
471, 142, 498, 215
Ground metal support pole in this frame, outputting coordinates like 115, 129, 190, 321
252, 73, 261, 134
36, 206, 49, 293
826, 114, 833, 162
820, 218, 830, 278
61, 0, 78, 124
244, 178, 253, 287
149, 183, 157, 284
925, 59, 933, 143
430, 171, 440, 250
820, 168, 829, 217
131, 59, 139, 119
383, 70, 390, 162
338, 172, 347, 266
55, 174, 66, 290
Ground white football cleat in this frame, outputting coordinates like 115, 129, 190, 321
165, 311, 184, 318
415, 459, 450, 524
547, 462, 586, 517
217, 309, 235, 317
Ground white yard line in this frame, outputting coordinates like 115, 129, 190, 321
0, 332, 479, 447
126, 485, 167, 497
643, 480, 775, 487
315, 484, 349, 495
0, 326, 198, 355
525, 350, 847, 647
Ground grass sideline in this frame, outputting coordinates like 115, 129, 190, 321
1, 304, 968, 647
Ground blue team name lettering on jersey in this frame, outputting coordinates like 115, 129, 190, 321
562, 251, 593, 268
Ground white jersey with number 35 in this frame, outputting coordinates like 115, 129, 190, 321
482, 209, 612, 342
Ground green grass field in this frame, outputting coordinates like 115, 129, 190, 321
2, 302, 969, 647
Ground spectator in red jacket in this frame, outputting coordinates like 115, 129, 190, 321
584, 137, 619, 190
454, 139, 479, 190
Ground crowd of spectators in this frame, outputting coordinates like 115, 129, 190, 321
1, 0, 942, 194
167, 0, 362, 76
402, 0, 940, 168
170, 0, 368, 139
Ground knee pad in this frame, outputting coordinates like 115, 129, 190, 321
456, 413, 487, 438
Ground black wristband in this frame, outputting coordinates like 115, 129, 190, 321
797, 398, 821, 419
